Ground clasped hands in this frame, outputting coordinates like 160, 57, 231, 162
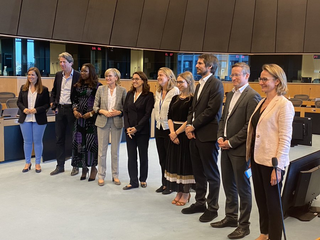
217, 138, 231, 150
185, 125, 196, 140
23, 108, 37, 114
169, 131, 179, 145
126, 127, 137, 139
99, 108, 121, 118
73, 110, 92, 119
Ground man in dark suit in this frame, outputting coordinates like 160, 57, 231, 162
182, 54, 224, 223
211, 62, 261, 239
50, 52, 80, 175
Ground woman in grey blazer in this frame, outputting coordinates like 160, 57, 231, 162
93, 68, 127, 186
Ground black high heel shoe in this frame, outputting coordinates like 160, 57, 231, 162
80, 168, 89, 180
22, 163, 32, 173
88, 166, 97, 182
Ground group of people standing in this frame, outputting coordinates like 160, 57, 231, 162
17, 52, 294, 240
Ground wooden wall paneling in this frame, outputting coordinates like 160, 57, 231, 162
304, 0, 320, 52
110, 0, 144, 48
276, 0, 307, 53
251, 0, 277, 53
179, 0, 208, 52
18, 0, 58, 38
203, 0, 235, 53
137, 0, 169, 49
82, 0, 117, 44
0, 0, 21, 35
228, 0, 255, 53
160, 0, 188, 51
52, 0, 89, 42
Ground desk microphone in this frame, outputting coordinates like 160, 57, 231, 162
272, 157, 287, 240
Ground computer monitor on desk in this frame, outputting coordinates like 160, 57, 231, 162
301, 77, 312, 83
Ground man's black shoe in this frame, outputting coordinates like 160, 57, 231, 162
227, 227, 250, 239
210, 217, 238, 228
162, 188, 173, 195
181, 204, 206, 214
50, 166, 64, 176
199, 209, 218, 222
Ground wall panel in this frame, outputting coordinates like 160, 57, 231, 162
276, 0, 307, 53
82, 0, 116, 44
18, 0, 57, 38
160, 0, 187, 51
203, 0, 235, 53
180, 0, 208, 52
251, 0, 277, 53
228, 0, 255, 53
0, 0, 21, 35
137, 0, 169, 49
110, 0, 144, 47
304, 0, 320, 52
53, 0, 89, 41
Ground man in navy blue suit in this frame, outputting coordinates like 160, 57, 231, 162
50, 52, 80, 176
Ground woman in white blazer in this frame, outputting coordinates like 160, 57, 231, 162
93, 68, 127, 186
246, 64, 294, 240
154, 67, 179, 194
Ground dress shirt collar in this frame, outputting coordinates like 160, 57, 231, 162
232, 83, 248, 94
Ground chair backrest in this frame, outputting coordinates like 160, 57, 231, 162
2, 108, 19, 118
312, 79, 320, 83
6, 97, 18, 108
0, 92, 15, 103
294, 94, 309, 101
0, 102, 2, 116
315, 100, 320, 108
289, 98, 303, 107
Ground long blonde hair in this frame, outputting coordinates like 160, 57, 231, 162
156, 67, 176, 92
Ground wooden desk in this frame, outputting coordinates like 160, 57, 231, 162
294, 107, 320, 117
302, 100, 315, 107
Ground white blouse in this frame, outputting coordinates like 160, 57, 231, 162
107, 87, 117, 111
25, 87, 37, 122
154, 86, 179, 130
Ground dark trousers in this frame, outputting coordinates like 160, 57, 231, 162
189, 138, 220, 212
251, 159, 284, 240
155, 127, 170, 186
126, 134, 149, 187
221, 150, 252, 228
55, 105, 75, 169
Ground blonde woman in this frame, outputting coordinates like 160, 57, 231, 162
154, 67, 179, 194
93, 68, 127, 186
165, 71, 196, 205
247, 64, 294, 240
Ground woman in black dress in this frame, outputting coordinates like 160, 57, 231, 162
122, 71, 154, 190
71, 63, 102, 181
165, 71, 196, 205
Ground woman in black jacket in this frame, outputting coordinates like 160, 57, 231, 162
122, 71, 154, 190
17, 67, 50, 173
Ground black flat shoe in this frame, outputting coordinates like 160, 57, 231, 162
155, 186, 165, 193
123, 185, 138, 190
162, 188, 173, 195
35, 168, 41, 173
22, 163, 32, 173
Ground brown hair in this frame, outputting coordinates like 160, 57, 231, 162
130, 71, 150, 95
22, 67, 43, 93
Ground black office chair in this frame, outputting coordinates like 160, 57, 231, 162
294, 94, 309, 101
0, 92, 15, 104
312, 79, 320, 83
315, 100, 320, 108
289, 98, 303, 107
6, 97, 18, 108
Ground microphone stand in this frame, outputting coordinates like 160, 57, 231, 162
272, 157, 287, 240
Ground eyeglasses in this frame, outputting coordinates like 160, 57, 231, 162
176, 80, 186, 84
230, 73, 244, 78
258, 77, 275, 82
132, 78, 141, 81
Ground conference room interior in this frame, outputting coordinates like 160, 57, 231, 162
1, 0, 320, 239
